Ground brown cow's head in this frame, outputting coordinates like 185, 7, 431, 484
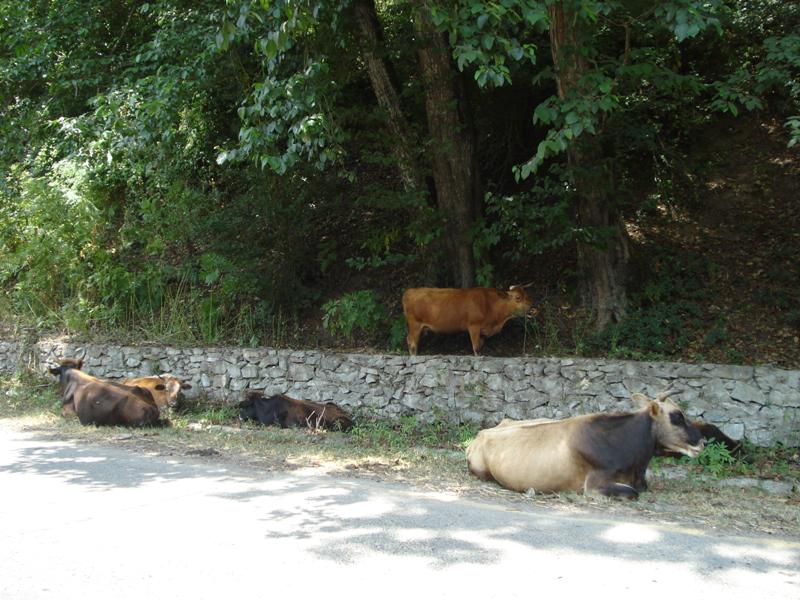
632, 392, 704, 458
48, 357, 84, 376
507, 284, 536, 317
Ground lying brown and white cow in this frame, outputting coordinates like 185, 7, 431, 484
402, 286, 537, 356
121, 375, 192, 409
466, 392, 704, 499
238, 390, 354, 431
497, 418, 741, 457
49, 358, 161, 427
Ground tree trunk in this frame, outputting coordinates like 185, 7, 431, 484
548, 2, 629, 331
351, 0, 424, 194
414, 3, 480, 288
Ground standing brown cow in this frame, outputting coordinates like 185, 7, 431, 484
402, 286, 536, 355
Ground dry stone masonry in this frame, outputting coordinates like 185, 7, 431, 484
1, 338, 798, 447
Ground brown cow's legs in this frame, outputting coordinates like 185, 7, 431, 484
406, 320, 424, 355
468, 326, 483, 355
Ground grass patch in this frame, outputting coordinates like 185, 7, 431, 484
349, 412, 479, 451
0, 372, 62, 418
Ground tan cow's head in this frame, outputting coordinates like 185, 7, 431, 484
632, 391, 704, 458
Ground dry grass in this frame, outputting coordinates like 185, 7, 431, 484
2, 374, 798, 539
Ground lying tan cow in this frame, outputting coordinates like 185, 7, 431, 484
466, 392, 704, 499
49, 358, 161, 427
121, 375, 192, 409
496, 416, 741, 459
402, 285, 536, 356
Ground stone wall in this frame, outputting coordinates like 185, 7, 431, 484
1, 338, 798, 446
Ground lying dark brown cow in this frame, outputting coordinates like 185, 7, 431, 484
49, 358, 161, 427
402, 285, 537, 356
121, 375, 192, 409
466, 392, 704, 499
238, 391, 354, 431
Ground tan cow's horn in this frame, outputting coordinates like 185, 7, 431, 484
510, 281, 535, 289
656, 389, 679, 401
75, 347, 87, 361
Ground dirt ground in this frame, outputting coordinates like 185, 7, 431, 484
4, 411, 798, 540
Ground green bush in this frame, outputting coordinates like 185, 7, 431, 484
322, 290, 388, 343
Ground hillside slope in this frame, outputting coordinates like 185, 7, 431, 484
632, 117, 799, 367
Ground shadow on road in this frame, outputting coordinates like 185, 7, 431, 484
2, 426, 797, 583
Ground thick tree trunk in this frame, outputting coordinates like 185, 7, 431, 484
352, 0, 424, 193
548, 2, 628, 331
414, 3, 480, 288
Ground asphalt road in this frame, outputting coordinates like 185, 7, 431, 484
1, 423, 798, 600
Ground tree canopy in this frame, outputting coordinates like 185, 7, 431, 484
1, 0, 798, 361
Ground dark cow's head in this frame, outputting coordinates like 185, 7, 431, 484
238, 390, 283, 425
238, 391, 260, 422
631, 391, 704, 458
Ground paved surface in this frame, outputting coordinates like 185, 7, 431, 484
1, 423, 798, 599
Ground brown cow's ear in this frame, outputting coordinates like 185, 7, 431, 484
630, 393, 650, 407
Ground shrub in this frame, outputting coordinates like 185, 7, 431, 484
322, 290, 388, 343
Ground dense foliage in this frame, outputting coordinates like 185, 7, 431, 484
1, 0, 798, 359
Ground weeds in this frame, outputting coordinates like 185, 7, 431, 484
347, 411, 478, 451
321, 290, 388, 344
655, 440, 800, 481
0, 372, 61, 418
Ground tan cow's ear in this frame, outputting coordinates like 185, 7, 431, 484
630, 393, 650, 407
648, 401, 661, 417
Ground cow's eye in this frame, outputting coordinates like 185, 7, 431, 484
669, 412, 685, 426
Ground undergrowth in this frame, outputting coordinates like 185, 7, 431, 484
653, 440, 800, 481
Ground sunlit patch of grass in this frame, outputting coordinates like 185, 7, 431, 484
349, 411, 479, 451
0, 372, 62, 418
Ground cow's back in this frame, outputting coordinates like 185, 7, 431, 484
403, 288, 491, 333
73, 379, 159, 427
467, 419, 589, 493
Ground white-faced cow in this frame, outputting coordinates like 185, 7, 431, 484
121, 375, 192, 409
402, 285, 537, 356
48, 357, 161, 427
238, 390, 354, 432
466, 392, 704, 499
